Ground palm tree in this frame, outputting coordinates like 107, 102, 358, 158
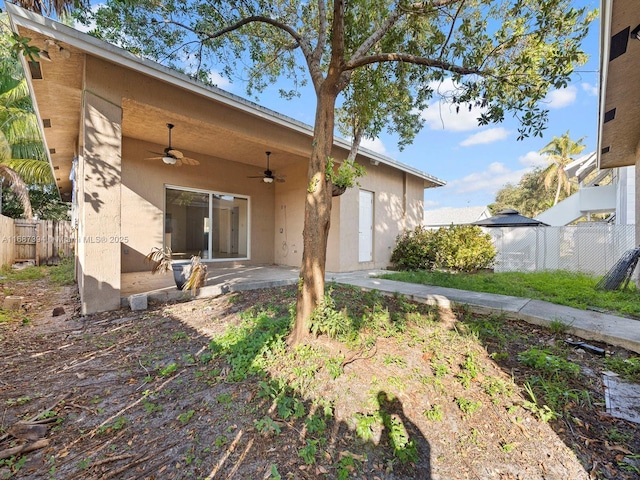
0, 77, 53, 184
539, 131, 586, 206
11, 0, 82, 17
0, 19, 57, 219
0, 148, 33, 219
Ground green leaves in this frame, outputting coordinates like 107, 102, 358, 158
76, 0, 594, 143
391, 225, 496, 273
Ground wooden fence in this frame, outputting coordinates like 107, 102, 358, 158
1, 216, 74, 267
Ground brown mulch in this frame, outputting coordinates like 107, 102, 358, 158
0, 272, 639, 479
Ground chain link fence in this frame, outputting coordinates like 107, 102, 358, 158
485, 224, 636, 276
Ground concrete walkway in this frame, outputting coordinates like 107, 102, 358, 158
123, 267, 640, 354
329, 270, 640, 354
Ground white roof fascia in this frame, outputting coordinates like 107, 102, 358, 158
597, 0, 612, 170
6, 3, 445, 187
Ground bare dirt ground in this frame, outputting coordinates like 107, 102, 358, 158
1, 272, 640, 479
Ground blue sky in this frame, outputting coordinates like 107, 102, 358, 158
206, 0, 601, 212
5, 0, 600, 211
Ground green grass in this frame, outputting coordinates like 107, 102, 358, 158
380, 270, 640, 318
1, 259, 75, 286
1, 264, 45, 281
49, 259, 75, 285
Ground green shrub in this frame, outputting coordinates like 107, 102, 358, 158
390, 225, 496, 272
390, 225, 436, 270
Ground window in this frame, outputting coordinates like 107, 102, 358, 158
165, 186, 249, 261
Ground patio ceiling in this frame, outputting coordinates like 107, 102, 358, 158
10, 2, 445, 205
599, 0, 640, 170
20, 29, 306, 201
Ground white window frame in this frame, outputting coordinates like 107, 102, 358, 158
164, 184, 251, 262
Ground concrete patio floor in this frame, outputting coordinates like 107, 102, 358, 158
121, 264, 302, 306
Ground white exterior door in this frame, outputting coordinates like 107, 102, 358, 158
359, 190, 374, 262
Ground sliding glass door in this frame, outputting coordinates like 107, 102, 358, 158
165, 186, 249, 261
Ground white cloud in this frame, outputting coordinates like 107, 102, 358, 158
420, 78, 487, 132
445, 162, 530, 196
460, 127, 510, 147
518, 151, 547, 168
545, 86, 577, 109
207, 71, 231, 89
421, 101, 486, 132
424, 200, 440, 208
581, 82, 598, 97
360, 137, 388, 155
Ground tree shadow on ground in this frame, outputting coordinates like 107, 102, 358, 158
0, 286, 433, 479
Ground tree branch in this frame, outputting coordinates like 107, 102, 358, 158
312, 0, 328, 68
344, 53, 483, 76
438, 0, 465, 60
164, 15, 314, 66
402, 0, 467, 10
348, 8, 405, 63
327, 0, 346, 87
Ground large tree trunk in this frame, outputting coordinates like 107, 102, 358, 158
289, 88, 338, 345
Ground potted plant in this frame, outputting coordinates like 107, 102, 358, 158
145, 247, 207, 292
326, 157, 366, 196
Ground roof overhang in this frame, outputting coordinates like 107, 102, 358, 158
6, 3, 445, 197
597, 0, 640, 170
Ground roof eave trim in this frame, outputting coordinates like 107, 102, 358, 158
597, 0, 613, 170
6, 3, 444, 186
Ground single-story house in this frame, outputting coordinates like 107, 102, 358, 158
7, 4, 445, 314
423, 206, 491, 229
598, 0, 640, 241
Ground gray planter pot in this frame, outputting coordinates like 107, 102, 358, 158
332, 184, 347, 197
171, 260, 191, 290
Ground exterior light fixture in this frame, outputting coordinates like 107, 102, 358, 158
42, 39, 71, 60
38, 49, 52, 61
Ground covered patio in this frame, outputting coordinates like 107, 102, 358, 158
121, 264, 301, 306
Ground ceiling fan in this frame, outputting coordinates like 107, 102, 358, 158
248, 151, 285, 183
145, 123, 200, 167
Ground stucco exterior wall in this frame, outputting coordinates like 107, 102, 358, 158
273, 161, 306, 268
83, 55, 428, 279
120, 138, 277, 272
336, 159, 425, 271
84, 56, 315, 157
78, 91, 122, 314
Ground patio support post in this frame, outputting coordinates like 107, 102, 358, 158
77, 92, 122, 314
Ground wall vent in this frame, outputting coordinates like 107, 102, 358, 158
604, 108, 616, 123
610, 27, 630, 61
28, 61, 43, 79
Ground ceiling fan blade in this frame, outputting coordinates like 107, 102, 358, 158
247, 175, 265, 178
144, 156, 163, 161
180, 157, 200, 166
276, 178, 286, 183
168, 149, 184, 159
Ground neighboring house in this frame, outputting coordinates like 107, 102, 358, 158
598, 0, 640, 243
7, 4, 445, 314
423, 206, 491, 229
534, 151, 635, 226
